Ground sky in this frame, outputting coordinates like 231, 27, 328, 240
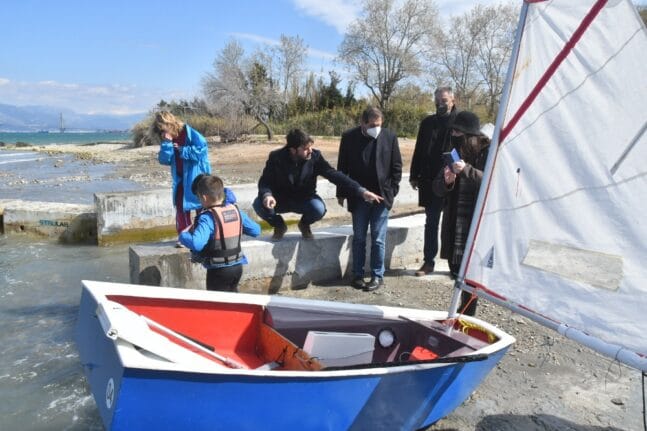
1, 0, 644, 116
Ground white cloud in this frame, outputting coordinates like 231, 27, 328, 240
0, 79, 187, 115
230, 32, 280, 47
230, 32, 336, 61
291, 0, 362, 34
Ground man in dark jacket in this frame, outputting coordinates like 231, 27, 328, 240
410, 87, 456, 276
253, 128, 382, 240
337, 107, 402, 291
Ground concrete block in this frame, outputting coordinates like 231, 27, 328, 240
95, 189, 176, 246
129, 213, 426, 293
2, 199, 96, 243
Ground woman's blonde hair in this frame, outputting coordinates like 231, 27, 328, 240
151, 111, 184, 138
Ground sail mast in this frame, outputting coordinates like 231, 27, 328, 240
59, 112, 65, 133
448, 1, 530, 317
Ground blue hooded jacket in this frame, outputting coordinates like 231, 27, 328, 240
158, 124, 211, 211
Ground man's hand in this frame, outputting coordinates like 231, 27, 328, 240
263, 195, 276, 210
362, 190, 383, 204
410, 179, 419, 190
337, 197, 345, 207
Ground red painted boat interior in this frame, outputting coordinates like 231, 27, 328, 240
108, 295, 268, 368
106, 295, 495, 371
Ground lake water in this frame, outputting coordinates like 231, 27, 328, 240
0, 235, 128, 430
0, 131, 132, 146
0, 132, 145, 429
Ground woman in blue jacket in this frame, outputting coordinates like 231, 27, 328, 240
153, 111, 211, 245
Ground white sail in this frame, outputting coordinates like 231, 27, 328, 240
463, 0, 647, 370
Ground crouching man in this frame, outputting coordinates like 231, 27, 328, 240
253, 128, 382, 240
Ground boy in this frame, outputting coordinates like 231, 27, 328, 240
179, 175, 260, 292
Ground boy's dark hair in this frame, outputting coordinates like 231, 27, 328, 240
285, 128, 313, 149
195, 175, 225, 202
191, 173, 208, 195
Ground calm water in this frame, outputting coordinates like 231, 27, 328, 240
0, 131, 132, 146
0, 235, 128, 430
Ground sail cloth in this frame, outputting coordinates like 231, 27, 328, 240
463, 0, 647, 369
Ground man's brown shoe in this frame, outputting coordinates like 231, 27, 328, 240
272, 224, 288, 241
298, 221, 314, 239
414, 262, 434, 277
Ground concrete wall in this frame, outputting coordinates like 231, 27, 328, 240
98, 174, 419, 245
129, 213, 426, 293
95, 190, 177, 246
0, 199, 96, 243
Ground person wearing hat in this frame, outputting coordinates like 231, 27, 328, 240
432, 110, 491, 316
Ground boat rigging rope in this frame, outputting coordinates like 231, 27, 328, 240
642, 371, 646, 431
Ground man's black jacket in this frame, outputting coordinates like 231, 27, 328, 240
257, 147, 364, 203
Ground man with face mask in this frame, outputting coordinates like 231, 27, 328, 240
337, 107, 402, 291
409, 87, 457, 276
432, 111, 491, 316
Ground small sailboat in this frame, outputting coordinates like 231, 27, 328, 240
75, 0, 647, 429
76, 281, 514, 430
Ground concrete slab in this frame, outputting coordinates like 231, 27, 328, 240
2, 199, 96, 243
129, 213, 428, 293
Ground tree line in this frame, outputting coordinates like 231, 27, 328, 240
133, 0, 647, 146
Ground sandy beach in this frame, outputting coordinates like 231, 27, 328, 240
3, 139, 643, 430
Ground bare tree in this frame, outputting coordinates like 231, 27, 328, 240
428, 10, 484, 109
202, 39, 281, 140
473, 3, 519, 119
426, 3, 518, 114
338, 0, 439, 111
274, 34, 308, 103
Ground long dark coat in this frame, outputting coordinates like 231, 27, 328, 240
409, 108, 457, 207
432, 135, 490, 266
336, 126, 402, 211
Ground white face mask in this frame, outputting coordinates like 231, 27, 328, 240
365, 126, 381, 139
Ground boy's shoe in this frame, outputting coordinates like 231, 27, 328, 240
175, 241, 185, 248
298, 221, 314, 239
350, 277, 365, 290
415, 262, 435, 277
364, 277, 384, 292
272, 224, 288, 241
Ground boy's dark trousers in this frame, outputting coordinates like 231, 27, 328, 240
206, 265, 243, 292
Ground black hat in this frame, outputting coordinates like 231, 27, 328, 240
452, 111, 482, 136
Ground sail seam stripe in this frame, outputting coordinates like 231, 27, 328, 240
500, 26, 643, 150
499, 0, 608, 143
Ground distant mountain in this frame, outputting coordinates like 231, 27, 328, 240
0, 104, 146, 132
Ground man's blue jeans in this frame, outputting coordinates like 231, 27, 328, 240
423, 197, 443, 265
252, 195, 326, 227
351, 201, 389, 279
